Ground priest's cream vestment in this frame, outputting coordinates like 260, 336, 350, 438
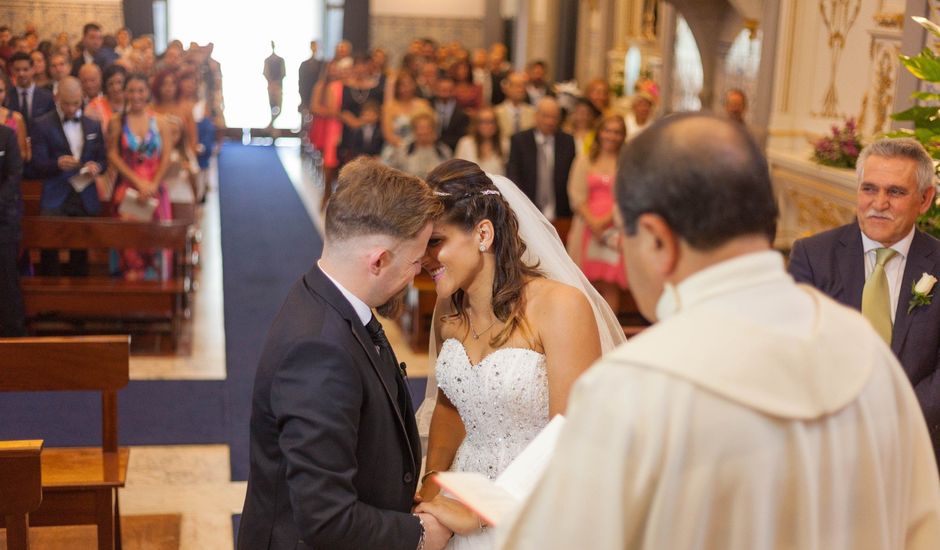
500, 252, 940, 549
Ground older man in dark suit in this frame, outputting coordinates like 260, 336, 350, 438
29, 77, 106, 276
789, 137, 940, 462
506, 96, 576, 221
432, 76, 469, 153
238, 158, 451, 550
0, 124, 25, 336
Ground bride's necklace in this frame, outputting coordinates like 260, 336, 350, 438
468, 315, 498, 340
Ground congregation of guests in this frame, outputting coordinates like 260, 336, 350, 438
0, 20, 227, 336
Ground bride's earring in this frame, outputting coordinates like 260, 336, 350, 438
479, 243, 486, 252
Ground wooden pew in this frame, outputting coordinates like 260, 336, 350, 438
0, 336, 129, 550
20, 217, 192, 349
0, 440, 43, 550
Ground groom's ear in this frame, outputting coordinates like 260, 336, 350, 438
367, 247, 391, 275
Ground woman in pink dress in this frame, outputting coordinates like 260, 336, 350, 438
106, 73, 172, 281
308, 60, 346, 209
566, 115, 627, 313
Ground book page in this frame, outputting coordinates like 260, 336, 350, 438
119, 188, 159, 222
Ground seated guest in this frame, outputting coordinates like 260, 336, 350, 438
345, 100, 384, 159
453, 107, 506, 176
500, 113, 940, 550
386, 111, 450, 180
78, 63, 103, 105
29, 77, 106, 276
790, 137, 940, 462
506, 96, 575, 221
6, 52, 55, 127
0, 78, 30, 162
0, 123, 25, 336
494, 72, 535, 139
431, 76, 469, 152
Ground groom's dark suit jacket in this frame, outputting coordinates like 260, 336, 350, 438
789, 222, 940, 460
238, 264, 423, 550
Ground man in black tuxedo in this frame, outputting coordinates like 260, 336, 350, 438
432, 76, 469, 152
6, 52, 55, 126
790, 137, 940, 462
238, 158, 452, 550
298, 40, 325, 115
506, 96, 576, 221
0, 124, 25, 336
29, 77, 106, 276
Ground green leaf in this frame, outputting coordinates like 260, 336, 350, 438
901, 49, 940, 82
911, 91, 940, 102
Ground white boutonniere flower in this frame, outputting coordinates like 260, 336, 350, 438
908, 273, 938, 313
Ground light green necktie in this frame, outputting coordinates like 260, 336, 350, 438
862, 247, 897, 344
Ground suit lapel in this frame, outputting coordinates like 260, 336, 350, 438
892, 231, 937, 357
837, 225, 865, 309
304, 266, 419, 469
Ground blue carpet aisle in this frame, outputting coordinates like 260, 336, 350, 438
218, 142, 323, 481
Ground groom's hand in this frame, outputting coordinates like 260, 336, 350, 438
416, 512, 452, 550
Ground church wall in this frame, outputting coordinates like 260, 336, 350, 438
1, 0, 124, 45
370, 0, 485, 64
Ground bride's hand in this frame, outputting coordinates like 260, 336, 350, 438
415, 496, 485, 536
417, 479, 441, 503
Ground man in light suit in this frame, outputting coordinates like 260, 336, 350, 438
493, 72, 535, 139
502, 114, 940, 550
789, 137, 940, 462
506, 97, 575, 221
238, 158, 452, 550
29, 77, 106, 276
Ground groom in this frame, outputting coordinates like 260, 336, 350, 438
238, 158, 451, 549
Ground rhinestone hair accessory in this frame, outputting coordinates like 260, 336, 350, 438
433, 189, 501, 198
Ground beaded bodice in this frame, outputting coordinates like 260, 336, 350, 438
436, 338, 549, 480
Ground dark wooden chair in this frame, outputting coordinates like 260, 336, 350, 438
0, 440, 43, 550
0, 336, 130, 550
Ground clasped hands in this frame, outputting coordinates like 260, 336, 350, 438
413, 477, 490, 545
57, 155, 101, 176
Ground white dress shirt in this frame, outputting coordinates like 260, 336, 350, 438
861, 226, 915, 323
58, 106, 84, 158
318, 260, 372, 326
533, 130, 555, 220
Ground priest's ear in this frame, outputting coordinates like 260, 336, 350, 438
632, 212, 680, 278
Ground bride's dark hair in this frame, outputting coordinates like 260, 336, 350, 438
425, 159, 543, 347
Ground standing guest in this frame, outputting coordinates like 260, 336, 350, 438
339, 55, 384, 165
263, 41, 285, 126
85, 64, 126, 138
30, 50, 51, 91
71, 23, 117, 76
0, 124, 25, 336
0, 27, 13, 63
583, 77, 613, 116
237, 157, 452, 550
625, 91, 655, 139
448, 59, 482, 113
790, 137, 940, 462
0, 79, 30, 162
114, 28, 133, 59
298, 40, 325, 118
470, 48, 492, 105
566, 115, 628, 313
6, 52, 55, 126
416, 61, 439, 101
501, 113, 940, 550
48, 52, 71, 95
431, 76, 469, 153
724, 87, 748, 123
106, 73, 172, 281
345, 100, 384, 159
386, 111, 451, 180
152, 68, 197, 159
310, 60, 347, 208
78, 62, 103, 104
29, 77, 106, 276
453, 107, 506, 176
488, 43, 511, 106
381, 71, 431, 151
506, 97, 576, 222
493, 72, 536, 139
563, 98, 600, 156
525, 60, 554, 105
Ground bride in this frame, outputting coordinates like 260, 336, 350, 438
414, 159, 625, 548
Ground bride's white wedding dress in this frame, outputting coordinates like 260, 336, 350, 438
435, 337, 549, 549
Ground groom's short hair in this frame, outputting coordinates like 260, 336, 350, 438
325, 157, 442, 242
615, 113, 778, 250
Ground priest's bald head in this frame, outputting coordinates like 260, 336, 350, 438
615, 113, 778, 321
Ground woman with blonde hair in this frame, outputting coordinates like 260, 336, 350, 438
453, 107, 507, 176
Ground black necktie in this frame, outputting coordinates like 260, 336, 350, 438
366, 315, 414, 417
20, 90, 29, 120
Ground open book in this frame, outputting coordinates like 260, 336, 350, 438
432, 415, 565, 527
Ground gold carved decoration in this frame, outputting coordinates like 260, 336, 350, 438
871, 49, 895, 133
786, 189, 855, 236
819, 0, 862, 117
873, 12, 904, 28
744, 18, 760, 40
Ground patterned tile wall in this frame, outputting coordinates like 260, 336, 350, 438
2, 0, 124, 45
